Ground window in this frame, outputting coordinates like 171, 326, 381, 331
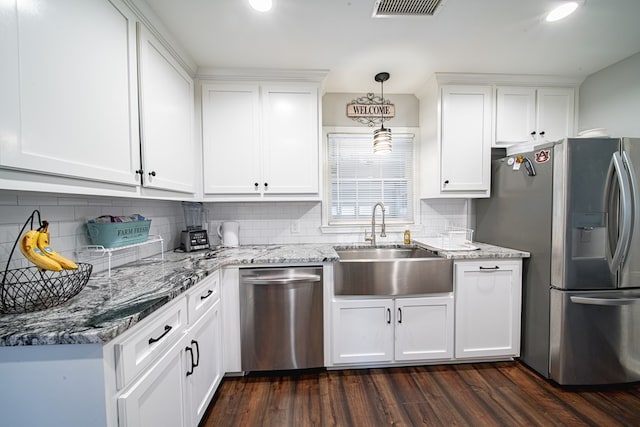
327, 132, 414, 225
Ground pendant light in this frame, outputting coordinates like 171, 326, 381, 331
373, 72, 392, 154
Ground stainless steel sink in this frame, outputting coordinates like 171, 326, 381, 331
336, 247, 439, 260
334, 246, 453, 296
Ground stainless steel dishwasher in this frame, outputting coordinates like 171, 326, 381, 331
240, 266, 324, 372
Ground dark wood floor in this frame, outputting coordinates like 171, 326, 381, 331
201, 361, 640, 426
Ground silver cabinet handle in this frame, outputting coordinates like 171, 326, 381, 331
570, 296, 640, 306
242, 274, 321, 284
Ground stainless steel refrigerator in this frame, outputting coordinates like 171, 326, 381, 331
476, 137, 640, 385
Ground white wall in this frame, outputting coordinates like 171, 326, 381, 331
579, 51, 640, 137
0, 190, 184, 273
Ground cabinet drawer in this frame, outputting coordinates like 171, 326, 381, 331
187, 271, 220, 325
115, 298, 187, 390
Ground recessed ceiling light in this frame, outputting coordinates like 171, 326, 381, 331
546, 1, 581, 22
249, 0, 272, 12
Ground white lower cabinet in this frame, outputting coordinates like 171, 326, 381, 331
331, 295, 454, 365
454, 260, 522, 359
332, 298, 394, 364
117, 302, 222, 427
116, 271, 223, 427
395, 296, 454, 361
118, 334, 189, 427
184, 300, 223, 427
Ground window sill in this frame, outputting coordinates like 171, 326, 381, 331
320, 224, 422, 235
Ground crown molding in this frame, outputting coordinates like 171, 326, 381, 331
196, 67, 329, 83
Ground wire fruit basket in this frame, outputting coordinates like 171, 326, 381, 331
1, 210, 92, 314
1, 264, 92, 314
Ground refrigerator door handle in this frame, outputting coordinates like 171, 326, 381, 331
622, 150, 639, 252
570, 295, 640, 306
606, 152, 633, 273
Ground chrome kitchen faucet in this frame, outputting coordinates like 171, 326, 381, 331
365, 202, 386, 246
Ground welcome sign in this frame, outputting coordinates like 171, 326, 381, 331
347, 103, 395, 118
347, 93, 395, 125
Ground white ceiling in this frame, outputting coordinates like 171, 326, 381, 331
143, 0, 640, 94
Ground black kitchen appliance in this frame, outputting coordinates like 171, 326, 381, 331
180, 202, 210, 252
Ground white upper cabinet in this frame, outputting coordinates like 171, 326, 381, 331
495, 87, 536, 144
137, 24, 196, 194
0, 0, 140, 186
536, 88, 576, 142
201, 83, 262, 195
201, 81, 320, 200
419, 74, 580, 199
495, 86, 575, 146
440, 85, 492, 194
419, 79, 492, 198
261, 85, 319, 195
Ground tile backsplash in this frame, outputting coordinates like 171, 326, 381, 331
204, 199, 471, 247
0, 190, 471, 273
0, 191, 184, 273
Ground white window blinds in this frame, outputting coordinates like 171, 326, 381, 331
328, 132, 414, 224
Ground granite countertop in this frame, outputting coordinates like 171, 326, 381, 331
0, 241, 526, 347
412, 240, 530, 260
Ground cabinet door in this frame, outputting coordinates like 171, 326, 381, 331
0, 0, 139, 186
202, 83, 261, 195
261, 84, 319, 195
454, 260, 522, 359
185, 301, 223, 427
440, 85, 491, 193
118, 334, 188, 427
536, 87, 575, 142
331, 298, 394, 364
395, 295, 454, 361
137, 24, 195, 194
495, 87, 537, 144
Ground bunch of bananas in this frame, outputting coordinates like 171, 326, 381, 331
19, 222, 78, 272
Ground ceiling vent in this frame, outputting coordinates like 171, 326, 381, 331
372, 0, 445, 17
